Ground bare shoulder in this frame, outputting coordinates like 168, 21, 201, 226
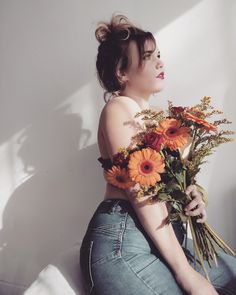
98, 96, 146, 159
104, 95, 141, 111
99, 98, 165, 131
100, 96, 142, 124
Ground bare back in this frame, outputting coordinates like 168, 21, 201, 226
97, 96, 161, 201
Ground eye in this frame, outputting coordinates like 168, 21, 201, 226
143, 52, 161, 60
143, 54, 151, 60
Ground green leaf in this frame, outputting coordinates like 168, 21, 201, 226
171, 160, 184, 173
175, 172, 184, 184
169, 212, 181, 223
172, 190, 187, 201
166, 179, 181, 192
171, 201, 182, 212
157, 192, 172, 202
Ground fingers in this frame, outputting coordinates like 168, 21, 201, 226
196, 210, 207, 223
184, 202, 205, 216
184, 205, 207, 223
184, 198, 205, 212
185, 184, 204, 211
184, 184, 207, 223
185, 184, 197, 195
185, 184, 202, 199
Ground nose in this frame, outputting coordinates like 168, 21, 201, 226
156, 58, 164, 69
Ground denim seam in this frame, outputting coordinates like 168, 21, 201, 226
113, 211, 129, 257
88, 240, 95, 294
120, 255, 161, 295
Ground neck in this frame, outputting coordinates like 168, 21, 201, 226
119, 88, 151, 110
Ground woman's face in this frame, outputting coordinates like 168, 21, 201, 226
122, 39, 165, 98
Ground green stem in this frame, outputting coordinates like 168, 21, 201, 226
183, 169, 186, 191
189, 217, 211, 282
205, 222, 236, 256
164, 160, 185, 191
188, 128, 197, 160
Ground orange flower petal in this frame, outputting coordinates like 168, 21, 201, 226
155, 118, 191, 150
184, 112, 217, 132
128, 148, 165, 186
104, 166, 136, 189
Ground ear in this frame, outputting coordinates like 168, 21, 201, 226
116, 59, 129, 83
116, 68, 129, 84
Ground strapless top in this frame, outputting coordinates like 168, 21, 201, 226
97, 156, 113, 170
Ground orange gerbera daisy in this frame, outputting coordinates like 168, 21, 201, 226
128, 148, 165, 186
183, 112, 217, 132
155, 118, 190, 150
104, 166, 136, 189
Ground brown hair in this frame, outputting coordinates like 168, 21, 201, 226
95, 13, 156, 102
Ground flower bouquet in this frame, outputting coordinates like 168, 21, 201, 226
98, 96, 235, 282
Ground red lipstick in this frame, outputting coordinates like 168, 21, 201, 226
156, 72, 164, 79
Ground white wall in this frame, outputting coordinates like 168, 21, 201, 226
0, 0, 235, 292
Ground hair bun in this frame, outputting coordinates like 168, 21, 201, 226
95, 23, 112, 43
95, 14, 135, 44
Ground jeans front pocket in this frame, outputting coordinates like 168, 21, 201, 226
80, 239, 95, 294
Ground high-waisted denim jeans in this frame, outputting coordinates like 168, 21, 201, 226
80, 198, 236, 294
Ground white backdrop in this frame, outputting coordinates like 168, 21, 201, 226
0, 0, 235, 293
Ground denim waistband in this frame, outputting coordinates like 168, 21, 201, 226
96, 198, 183, 225
86, 198, 186, 246
96, 198, 133, 214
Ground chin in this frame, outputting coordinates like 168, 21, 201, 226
153, 85, 164, 93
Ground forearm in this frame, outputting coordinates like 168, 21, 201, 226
142, 208, 190, 275
126, 191, 191, 276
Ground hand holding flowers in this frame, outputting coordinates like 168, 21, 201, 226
184, 184, 207, 223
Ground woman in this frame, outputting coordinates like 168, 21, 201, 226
80, 14, 236, 294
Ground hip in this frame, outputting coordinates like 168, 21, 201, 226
80, 198, 186, 266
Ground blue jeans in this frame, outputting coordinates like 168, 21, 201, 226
80, 198, 236, 294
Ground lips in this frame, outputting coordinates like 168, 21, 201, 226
156, 72, 164, 79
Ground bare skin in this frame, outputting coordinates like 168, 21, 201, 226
97, 39, 218, 294
98, 96, 162, 201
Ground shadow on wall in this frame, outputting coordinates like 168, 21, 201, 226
0, 105, 104, 287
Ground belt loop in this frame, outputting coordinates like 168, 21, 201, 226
111, 200, 121, 213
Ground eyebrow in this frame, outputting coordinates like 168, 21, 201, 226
144, 50, 160, 54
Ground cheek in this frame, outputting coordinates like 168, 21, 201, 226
141, 65, 156, 80
128, 65, 156, 87
138, 71, 156, 87
135, 68, 154, 83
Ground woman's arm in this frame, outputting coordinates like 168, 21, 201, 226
125, 189, 191, 275
125, 187, 218, 295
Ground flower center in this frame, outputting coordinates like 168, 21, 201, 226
116, 175, 125, 183
166, 127, 178, 137
140, 161, 153, 174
